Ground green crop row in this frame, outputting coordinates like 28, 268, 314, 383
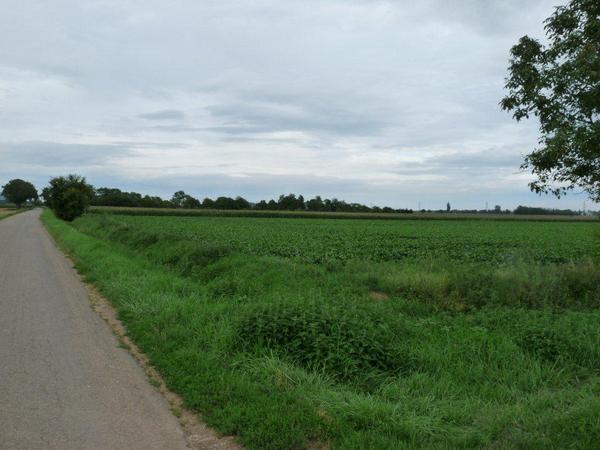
76, 213, 600, 266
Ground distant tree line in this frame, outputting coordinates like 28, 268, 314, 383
513, 205, 583, 216
91, 188, 414, 213
425, 204, 512, 215
3, 175, 598, 221
91, 187, 173, 208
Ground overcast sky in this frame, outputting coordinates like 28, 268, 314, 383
1, 0, 593, 210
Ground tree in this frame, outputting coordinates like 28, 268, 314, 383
501, 0, 600, 201
214, 196, 236, 209
171, 190, 187, 208
93, 187, 144, 207
1, 179, 37, 208
277, 193, 304, 210
446, 202, 451, 212
254, 200, 269, 210
201, 197, 215, 209
234, 196, 250, 210
306, 195, 325, 211
182, 195, 201, 209
42, 175, 94, 221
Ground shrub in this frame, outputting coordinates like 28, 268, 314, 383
42, 175, 94, 221
517, 328, 568, 362
236, 304, 409, 387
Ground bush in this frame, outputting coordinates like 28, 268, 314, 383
42, 175, 94, 221
236, 304, 409, 387
517, 328, 568, 362
361, 260, 600, 311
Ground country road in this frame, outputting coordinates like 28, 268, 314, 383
0, 210, 190, 449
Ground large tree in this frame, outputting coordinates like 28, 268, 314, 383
1, 179, 38, 208
500, 0, 600, 201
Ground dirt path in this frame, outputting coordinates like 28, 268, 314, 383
0, 209, 192, 449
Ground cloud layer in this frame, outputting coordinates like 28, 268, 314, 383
2, 0, 591, 209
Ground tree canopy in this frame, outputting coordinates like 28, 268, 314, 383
501, 0, 600, 201
42, 175, 94, 221
1, 179, 38, 208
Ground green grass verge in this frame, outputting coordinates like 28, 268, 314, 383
43, 210, 600, 449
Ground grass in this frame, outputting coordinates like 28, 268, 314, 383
42, 209, 600, 449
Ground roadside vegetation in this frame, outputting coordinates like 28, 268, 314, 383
43, 209, 600, 449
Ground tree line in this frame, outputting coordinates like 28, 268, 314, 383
2, 176, 596, 222
92, 188, 414, 213
1, 177, 413, 220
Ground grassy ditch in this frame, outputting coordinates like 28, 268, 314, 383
43, 210, 600, 449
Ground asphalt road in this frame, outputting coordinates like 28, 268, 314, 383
0, 210, 191, 449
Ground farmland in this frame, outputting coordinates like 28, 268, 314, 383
89, 205, 598, 222
82, 213, 599, 265
0, 208, 18, 220
44, 210, 600, 449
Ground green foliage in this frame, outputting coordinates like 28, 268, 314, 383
518, 328, 568, 362
92, 187, 173, 208
362, 261, 600, 311
171, 190, 201, 209
501, 0, 600, 200
74, 214, 600, 311
79, 213, 600, 266
42, 174, 94, 221
1, 178, 37, 208
237, 304, 408, 387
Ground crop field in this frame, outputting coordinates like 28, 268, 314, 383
83, 213, 599, 265
44, 210, 600, 449
90, 205, 598, 222
0, 208, 18, 220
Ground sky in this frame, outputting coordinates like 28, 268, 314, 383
0, 0, 594, 210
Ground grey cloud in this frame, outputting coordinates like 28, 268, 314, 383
138, 110, 186, 121
206, 97, 389, 137
142, 125, 205, 133
426, 150, 525, 169
108, 140, 187, 149
1, 0, 590, 210
421, 0, 553, 34
0, 141, 135, 167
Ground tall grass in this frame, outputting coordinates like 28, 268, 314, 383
43, 210, 600, 449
